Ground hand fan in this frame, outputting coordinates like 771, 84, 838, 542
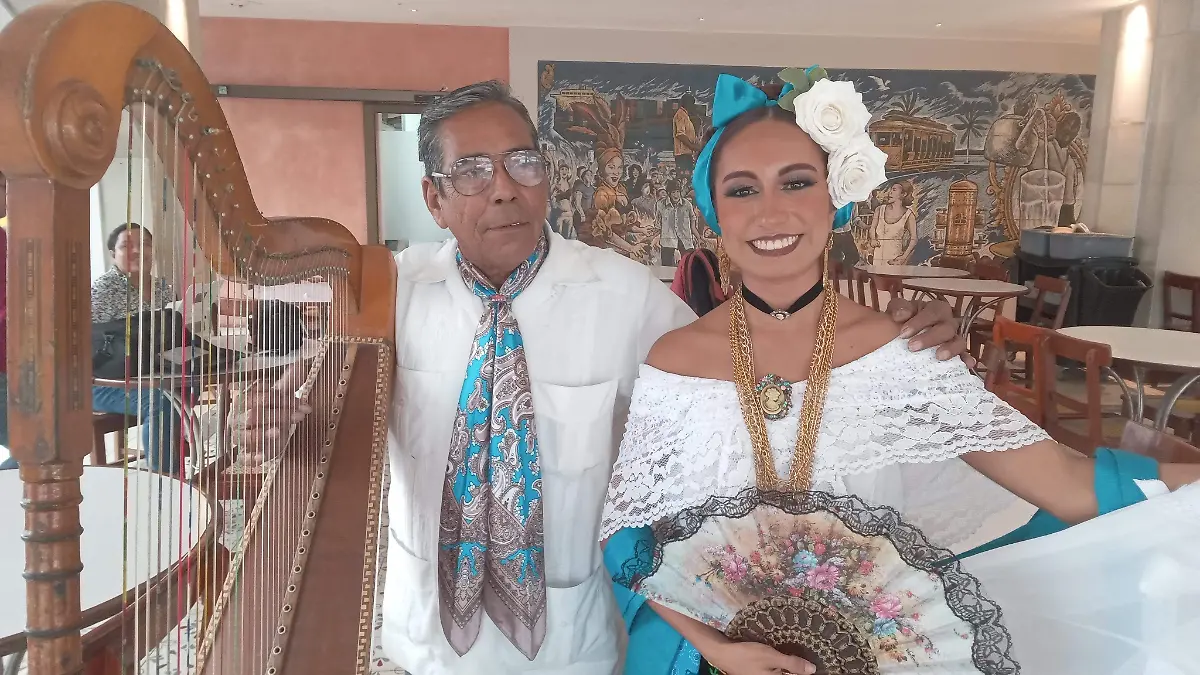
617, 488, 1019, 675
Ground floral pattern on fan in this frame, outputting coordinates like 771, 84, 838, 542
620, 488, 1018, 675
695, 520, 941, 664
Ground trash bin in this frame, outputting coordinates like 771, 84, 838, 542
1013, 250, 1138, 326
1076, 265, 1153, 326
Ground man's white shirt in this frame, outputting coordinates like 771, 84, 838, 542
382, 231, 695, 674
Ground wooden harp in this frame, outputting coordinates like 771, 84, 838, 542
0, 2, 396, 674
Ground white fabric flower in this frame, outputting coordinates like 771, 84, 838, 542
826, 135, 889, 208
793, 79, 873, 153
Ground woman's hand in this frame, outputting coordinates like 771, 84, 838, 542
706, 640, 816, 675
885, 297, 973, 366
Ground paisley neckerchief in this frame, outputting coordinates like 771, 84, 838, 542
438, 235, 549, 659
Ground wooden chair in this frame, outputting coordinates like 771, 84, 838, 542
967, 260, 1013, 361
846, 266, 876, 308
1027, 275, 1072, 329
870, 275, 905, 310
983, 317, 1050, 424
829, 260, 849, 299
1119, 420, 1200, 463
1040, 330, 1122, 454
1162, 271, 1200, 332
90, 413, 136, 466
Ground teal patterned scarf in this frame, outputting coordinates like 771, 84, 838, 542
438, 236, 549, 659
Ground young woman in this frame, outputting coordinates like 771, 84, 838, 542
601, 70, 1200, 675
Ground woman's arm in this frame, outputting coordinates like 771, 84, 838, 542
899, 210, 918, 261
964, 440, 1200, 524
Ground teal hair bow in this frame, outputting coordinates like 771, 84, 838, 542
690, 69, 856, 235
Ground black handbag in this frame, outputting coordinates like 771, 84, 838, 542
91, 308, 190, 380
91, 308, 242, 379
246, 300, 306, 355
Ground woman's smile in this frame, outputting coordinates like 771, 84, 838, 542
748, 234, 801, 257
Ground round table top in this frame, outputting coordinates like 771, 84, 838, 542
1057, 326, 1200, 371
903, 278, 1030, 297
0, 466, 212, 641
858, 264, 971, 279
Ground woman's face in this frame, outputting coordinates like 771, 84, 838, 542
712, 117, 833, 286
113, 228, 152, 276
886, 183, 903, 203
602, 156, 623, 186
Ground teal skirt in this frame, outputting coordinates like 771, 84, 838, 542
606, 448, 1159, 675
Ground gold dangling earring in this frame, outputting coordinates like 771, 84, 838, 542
822, 235, 834, 289
717, 238, 734, 297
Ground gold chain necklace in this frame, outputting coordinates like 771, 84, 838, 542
728, 260, 838, 493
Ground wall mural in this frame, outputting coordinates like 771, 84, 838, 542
537, 60, 1095, 271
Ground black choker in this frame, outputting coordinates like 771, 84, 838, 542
741, 280, 824, 321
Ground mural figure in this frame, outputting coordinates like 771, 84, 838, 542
657, 180, 700, 267
867, 180, 919, 265
985, 93, 1089, 244
540, 61, 1095, 272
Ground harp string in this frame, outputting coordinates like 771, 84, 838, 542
98, 60, 361, 674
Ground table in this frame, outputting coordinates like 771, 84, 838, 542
1057, 326, 1200, 430
95, 337, 328, 469
857, 264, 971, 279
903, 278, 1030, 335
0, 466, 214, 663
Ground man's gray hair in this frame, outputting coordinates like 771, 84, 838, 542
417, 80, 539, 178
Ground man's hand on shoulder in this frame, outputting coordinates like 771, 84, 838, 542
885, 296, 973, 367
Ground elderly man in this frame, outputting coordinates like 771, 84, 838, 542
240, 80, 967, 674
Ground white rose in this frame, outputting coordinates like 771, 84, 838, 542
826, 135, 889, 208
792, 79, 873, 153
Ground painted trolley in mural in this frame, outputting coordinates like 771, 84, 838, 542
537, 60, 1094, 273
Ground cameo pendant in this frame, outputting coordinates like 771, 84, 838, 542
755, 374, 793, 421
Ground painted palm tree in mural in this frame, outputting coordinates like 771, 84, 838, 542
951, 104, 989, 163
890, 91, 929, 117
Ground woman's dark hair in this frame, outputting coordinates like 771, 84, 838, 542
895, 180, 916, 208
106, 222, 144, 252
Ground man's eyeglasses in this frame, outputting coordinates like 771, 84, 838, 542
431, 150, 548, 197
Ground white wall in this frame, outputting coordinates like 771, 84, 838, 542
377, 113, 449, 248
509, 28, 1101, 115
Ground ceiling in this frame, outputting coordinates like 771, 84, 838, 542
196, 0, 1131, 44
4, 0, 1130, 44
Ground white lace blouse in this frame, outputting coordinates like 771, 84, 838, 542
600, 338, 1052, 552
